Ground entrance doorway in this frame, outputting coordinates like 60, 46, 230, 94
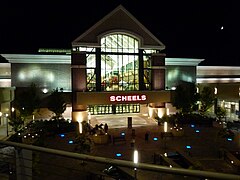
88, 104, 140, 115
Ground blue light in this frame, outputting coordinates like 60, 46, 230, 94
191, 124, 195, 128
59, 134, 65, 138
195, 130, 200, 133
186, 145, 192, 149
121, 132, 125, 136
153, 137, 158, 141
116, 153, 122, 157
227, 138, 233, 141
68, 140, 74, 144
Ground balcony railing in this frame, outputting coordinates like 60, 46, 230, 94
0, 140, 239, 180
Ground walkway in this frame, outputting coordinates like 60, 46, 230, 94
90, 113, 157, 128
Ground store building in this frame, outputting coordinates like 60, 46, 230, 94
1, 5, 239, 124
70, 5, 203, 122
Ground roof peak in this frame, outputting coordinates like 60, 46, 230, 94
72, 4, 165, 50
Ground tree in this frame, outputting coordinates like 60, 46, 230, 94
74, 134, 92, 154
215, 106, 226, 121
172, 82, 199, 114
8, 116, 24, 132
47, 88, 67, 120
199, 86, 215, 113
13, 83, 40, 119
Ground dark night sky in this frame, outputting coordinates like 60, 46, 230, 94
0, 0, 239, 66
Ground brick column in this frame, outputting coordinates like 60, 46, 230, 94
71, 52, 88, 122
150, 53, 166, 118
151, 53, 166, 90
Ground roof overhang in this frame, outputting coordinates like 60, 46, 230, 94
166, 58, 204, 66
1, 54, 71, 64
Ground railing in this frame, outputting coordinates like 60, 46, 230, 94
0, 140, 240, 180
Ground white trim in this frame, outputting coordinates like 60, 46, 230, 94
1, 54, 71, 64
197, 66, 240, 70
166, 58, 204, 66
197, 66, 240, 76
197, 77, 240, 83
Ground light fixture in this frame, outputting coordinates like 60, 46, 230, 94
42, 88, 48, 94
164, 122, 168, 132
134, 150, 138, 163
214, 87, 217, 95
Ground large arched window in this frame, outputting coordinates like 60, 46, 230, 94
100, 33, 139, 91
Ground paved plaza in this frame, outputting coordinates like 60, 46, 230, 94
1, 113, 240, 179
89, 121, 239, 175
42, 113, 240, 178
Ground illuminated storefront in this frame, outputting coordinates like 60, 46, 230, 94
3, 5, 229, 123
69, 5, 205, 121
71, 5, 169, 121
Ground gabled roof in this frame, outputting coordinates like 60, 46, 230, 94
72, 5, 165, 50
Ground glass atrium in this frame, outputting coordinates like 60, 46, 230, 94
75, 33, 157, 92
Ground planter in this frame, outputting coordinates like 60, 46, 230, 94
92, 134, 109, 144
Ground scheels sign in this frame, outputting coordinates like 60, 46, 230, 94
110, 94, 147, 102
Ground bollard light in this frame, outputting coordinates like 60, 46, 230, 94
133, 150, 138, 164
164, 122, 168, 132
79, 122, 83, 134
133, 150, 139, 179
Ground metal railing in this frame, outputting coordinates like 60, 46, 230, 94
0, 140, 240, 180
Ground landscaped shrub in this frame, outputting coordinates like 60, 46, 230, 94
167, 113, 214, 127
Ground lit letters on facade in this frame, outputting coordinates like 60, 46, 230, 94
110, 95, 147, 102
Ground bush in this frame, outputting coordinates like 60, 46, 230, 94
166, 113, 214, 127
